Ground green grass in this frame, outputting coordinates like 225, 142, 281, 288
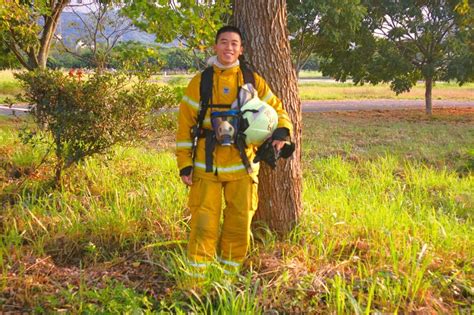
0, 70, 22, 103
298, 70, 323, 78
298, 81, 474, 100
0, 70, 17, 84
0, 108, 473, 313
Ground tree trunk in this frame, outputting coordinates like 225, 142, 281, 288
7, 0, 69, 70
234, 1, 303, 235
294, 38, 303, 79
425, 77, 433, 115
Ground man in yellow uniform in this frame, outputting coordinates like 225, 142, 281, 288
176, 26, 293, 275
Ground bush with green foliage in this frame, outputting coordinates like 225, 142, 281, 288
47, 51, 91, 70
160, 48, 203, 72
110, 41, 162, 72
15, 69, 178, 182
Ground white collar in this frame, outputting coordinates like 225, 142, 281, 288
206, 55, 240, 69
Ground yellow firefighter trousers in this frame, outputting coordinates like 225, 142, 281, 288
187, 176, 258, 267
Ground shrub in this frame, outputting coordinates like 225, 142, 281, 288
15, 69, 174, 182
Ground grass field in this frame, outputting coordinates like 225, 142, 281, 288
0, 70, 23, 103
298, 81, 474, 100
298, 70, 323, 78
1, 70, 473, 103
1, 108, 473, 313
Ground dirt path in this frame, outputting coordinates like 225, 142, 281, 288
1, 99, 473, 116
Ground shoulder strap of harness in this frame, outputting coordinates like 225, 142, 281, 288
197, 67, 214, 172
236, 63, 255, 174
198, 66, 214, 129
240, 62, 255, 88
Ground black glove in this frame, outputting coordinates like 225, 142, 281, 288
272, 127, 295, 158
179, 166, 193, 176
253, 138, 278, 168
279, 141, 295, 158
253, 138, 295, 169
272, 127, 290, 141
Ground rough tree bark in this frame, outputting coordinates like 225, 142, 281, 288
234, 1, 303, 234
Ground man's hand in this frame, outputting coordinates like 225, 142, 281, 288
272, 139, 286, 153
181, 170, 193, 186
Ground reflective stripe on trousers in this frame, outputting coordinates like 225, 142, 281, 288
187, 176, 258, 265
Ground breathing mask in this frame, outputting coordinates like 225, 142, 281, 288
211, 110, 240, 146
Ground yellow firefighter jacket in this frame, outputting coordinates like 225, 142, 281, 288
176, 64, 293, 182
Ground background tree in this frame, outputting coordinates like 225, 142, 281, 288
287, 0, 320, 76
55, 1, 138, 70
287, 0, 366, 77
122, 0, 231, 70
109, 41, 161, 71
234, 1, 302, 234
300, 53, 321, 72
48, 47, 92, 69
161, 47, 200, 72
319, 0, 474, 114
0, 40, 21, 69
0, 0, 69, 70
0, 0, 151, 71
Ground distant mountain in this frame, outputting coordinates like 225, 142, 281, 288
57, 11, 159, 46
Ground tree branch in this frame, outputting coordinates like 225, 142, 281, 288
6, 40, 31, 70
71, 6, 96, 42
38, 0, 68, 67
54, 33, 85, 60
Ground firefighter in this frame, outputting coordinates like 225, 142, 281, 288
176, 25, 293, 276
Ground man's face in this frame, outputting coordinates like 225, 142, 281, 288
214, 32, 243, 66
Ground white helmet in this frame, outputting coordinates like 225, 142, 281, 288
240, 97, 278, 146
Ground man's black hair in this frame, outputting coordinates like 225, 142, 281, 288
215, 25, 243, 43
